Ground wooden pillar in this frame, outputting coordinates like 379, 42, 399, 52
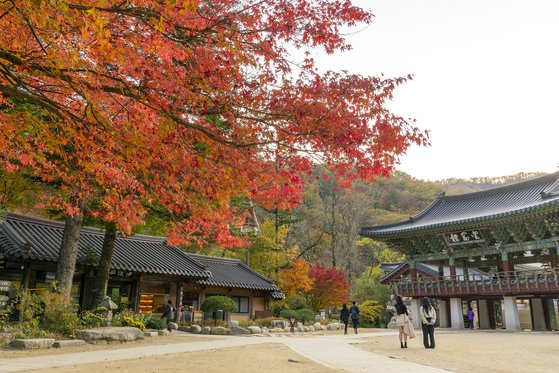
530, 298, 546, 331
501, 251, 511, 273
478, 299, 491, 329
449, 257, 456, 279
438, 264, 444, 279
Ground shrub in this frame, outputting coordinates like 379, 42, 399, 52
359, 300, 384, 327
81, 307, 109, 328
270, 299, 287, 317
279, 309, 298, 320
201, 296, 237, 313
145, 315, 167, 330
285, 295, 310, 311
38, 290, 80, 335
122, 316, 146, 331
254, 317, 274, 328
295, 308, 315, 322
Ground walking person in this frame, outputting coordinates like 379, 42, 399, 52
340, 303, 350, 335
420, 297, 436, 349
349, 301, 360, 334
395, 295, 412, 348
162, 299, 176, 332
467, 306, 475, 330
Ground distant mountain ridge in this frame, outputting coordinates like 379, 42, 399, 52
433, 172, 548, 195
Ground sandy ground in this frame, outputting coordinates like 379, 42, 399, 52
3, 329, 559, 372
29, 343, 337, 373
0, 334, 214, 359
358, 329, 559, 373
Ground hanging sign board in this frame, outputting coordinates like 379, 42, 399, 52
443, 229, 485, 246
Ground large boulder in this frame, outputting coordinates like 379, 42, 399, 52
11, 339, 55, 350
230, 325, 250, 335
308, 326, 315, 332
261, 326, 269, 333
313, 322, 322, 330
201, 326, 211, 335
79, 327, 145, 343
167, 322, 178, 330
210, 326, 228, 335
247, 326, 262, 334
178, 326, 191, 332
189, 325, 202, 334
326, 323, 340, 331
271, 320, 287, 329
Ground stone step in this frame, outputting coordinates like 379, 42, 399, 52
54, 340, 87, 348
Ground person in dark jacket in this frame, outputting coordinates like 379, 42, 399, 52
340, 303, 350, 334
162, 299, 176, 332
349, 301, 360, 334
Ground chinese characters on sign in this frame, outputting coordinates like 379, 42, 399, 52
443, 230, 485, 246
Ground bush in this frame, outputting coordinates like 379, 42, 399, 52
279, 309, 298, 320
285, 295, 310, 311
145, 315, 167, 330
201, 296, 237, 313
295, 308, 315, 322
254, 317, 274, 328
359, 300, 384, 327
81, 307, 109, 328
122, 316, 146, 331
270, 299, 287, 317
38, 290, 80, 335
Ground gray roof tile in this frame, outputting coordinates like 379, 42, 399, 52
361, 171, 559, 237
0, 213, 209, 278
188, 254, 281, 292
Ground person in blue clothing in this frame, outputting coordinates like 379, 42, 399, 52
349, 301, 360, 334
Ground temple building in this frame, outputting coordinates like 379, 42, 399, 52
361, 171, 559, 331
0, 213, 282, 321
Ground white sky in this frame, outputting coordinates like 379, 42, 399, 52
311, 0, 559, 181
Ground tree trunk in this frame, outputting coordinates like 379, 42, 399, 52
89, 222, 117, 309
56, 214, 83, 298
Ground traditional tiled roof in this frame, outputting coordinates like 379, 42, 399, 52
361, 171, 559, 238
188, 254, 282, 294
379, 261, 489, 284
0, 213, 209, 278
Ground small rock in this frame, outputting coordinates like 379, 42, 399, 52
167, 322, 178, 330
143, 332, 158, 337
201, 326, 211, 335
189, 325, 202, 334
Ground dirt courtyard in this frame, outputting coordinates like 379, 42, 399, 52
2, 329, 559, 372
358, 329, 559, 373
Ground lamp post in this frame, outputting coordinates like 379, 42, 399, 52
240, 200, 260, 267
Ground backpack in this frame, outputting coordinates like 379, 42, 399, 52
350, 306, 359, 320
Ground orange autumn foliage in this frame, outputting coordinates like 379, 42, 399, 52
0, 1, 429, 246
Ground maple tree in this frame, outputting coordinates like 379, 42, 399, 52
306, 264, 349, 310
0, 1, 429, 295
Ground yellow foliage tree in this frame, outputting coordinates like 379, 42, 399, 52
278, 258, 314, 297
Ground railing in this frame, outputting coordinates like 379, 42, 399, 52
391, 269, 559, 298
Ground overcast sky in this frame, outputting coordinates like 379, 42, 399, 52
312, 0, 559, 181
